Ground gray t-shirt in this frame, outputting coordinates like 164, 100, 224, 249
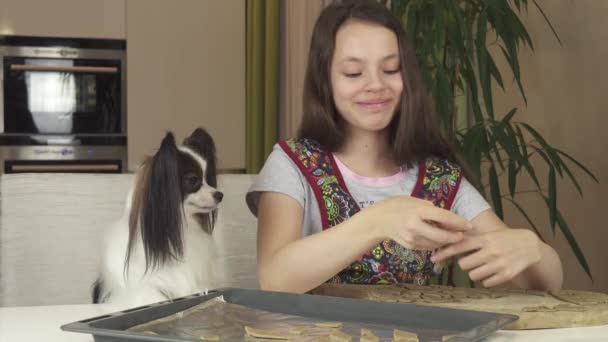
246, 144, 491, 237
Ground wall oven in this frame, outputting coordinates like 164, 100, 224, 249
0, 36, 126, 173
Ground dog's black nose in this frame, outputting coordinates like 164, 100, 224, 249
213, 191, 224, 203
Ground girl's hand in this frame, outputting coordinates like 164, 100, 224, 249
431, 229, 542, 287
366, 196, 473, 251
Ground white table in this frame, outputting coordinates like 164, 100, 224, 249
1, 304, 607, 342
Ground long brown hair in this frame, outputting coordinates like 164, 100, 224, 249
298, 0, 470, 174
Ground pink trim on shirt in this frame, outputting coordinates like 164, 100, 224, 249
332, 154, 406, 187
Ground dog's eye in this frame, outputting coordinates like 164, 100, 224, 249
186, 175, 201, 188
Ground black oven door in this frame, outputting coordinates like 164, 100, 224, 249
3, 57, 122, 135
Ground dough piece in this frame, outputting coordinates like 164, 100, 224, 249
522, 305, 558, 312
549, 289, 608, 305
360, 328, 374, 336
393, 329, 419, 342
290, 326, 310, 335
442, 334, 458, 341
361, 334, 379, 342
244, 326, 289, 340
554, 304, 587, 312
329, 330, 352, 342
522, 303, 586, 312
142, 331, 158, 335
200, 335, 220, 341
315, 322, 343, 328
360, 328, 379, 342
420, 293, 445, 303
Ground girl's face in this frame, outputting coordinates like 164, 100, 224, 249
330, 20, 403, 135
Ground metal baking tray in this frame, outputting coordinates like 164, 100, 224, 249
62, 288, 518, 342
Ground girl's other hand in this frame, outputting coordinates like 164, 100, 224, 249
431, 229, 542, 287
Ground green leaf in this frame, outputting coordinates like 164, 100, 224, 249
492, 124, 518, 169
489, 129, 505, 171
553, 152, 583, 196
404, 2, 418, 39
508, 158, 517, 198
435, 67, 455, 130
519, 123, 563, 175
554, 148, 599, 183
489, 164, 503, 219
390, 0, 409, 15
507, 198, 546, 243
548, 167, 557, 233
541, 195, 592, 279
488, 110, 520, 172
460, 59, 484, 123
461, 124, 485, 183
476, 11, 494, 119
499, 45, 528, 104
509, 6, 534, 49
481, 128, 496, 165
513, 0, 523, 12
504, 125, 538, 191
532, 0, 562, 45
514, 125, 528, 154
499, 107, 518, 127
487, 50, 505, 90
528, 145, 552, 170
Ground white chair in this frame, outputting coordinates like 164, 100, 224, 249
0, 173, 258, 307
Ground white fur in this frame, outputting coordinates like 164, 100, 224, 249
96, 145, 219, 309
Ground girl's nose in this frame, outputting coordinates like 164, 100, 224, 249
365, 71, 386, 92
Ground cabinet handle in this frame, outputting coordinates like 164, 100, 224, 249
10, 64, 118, 73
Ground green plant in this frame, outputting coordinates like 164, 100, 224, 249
384, 0, 598, 285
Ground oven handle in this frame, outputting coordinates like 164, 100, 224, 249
8, 164, 120, 172
10, 64, 118, 73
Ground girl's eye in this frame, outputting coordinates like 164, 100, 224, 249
344, 72, 362, 78
384, 69, 400, 75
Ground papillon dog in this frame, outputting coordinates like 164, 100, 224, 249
92, 128, 223, 308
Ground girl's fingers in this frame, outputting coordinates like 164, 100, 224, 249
394, 235, 440, 251
457, 247, 491, 271
481, 272, 511, 288
468, 260, 501, 282
431, 236, 484, 263
415, 236, 444, 251
419, 206, 473, 232
417, 220, 464, 246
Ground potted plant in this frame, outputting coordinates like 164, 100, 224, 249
383, 0, 597, 286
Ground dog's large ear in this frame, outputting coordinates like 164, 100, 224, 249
183, 127, 218, 233
127, 132, 184, 273
183, 128, 217, 187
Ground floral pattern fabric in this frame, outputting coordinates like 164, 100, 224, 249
279, 139, 463, 285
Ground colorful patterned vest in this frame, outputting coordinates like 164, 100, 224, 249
279, 138, 463, 285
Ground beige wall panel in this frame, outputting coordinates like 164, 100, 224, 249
280, 0, 333, 139
127, 0, 245, 171
491, 0, 608, 292
0, 0, 126, 39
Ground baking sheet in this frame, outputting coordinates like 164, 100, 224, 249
61, 288, 518, 342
